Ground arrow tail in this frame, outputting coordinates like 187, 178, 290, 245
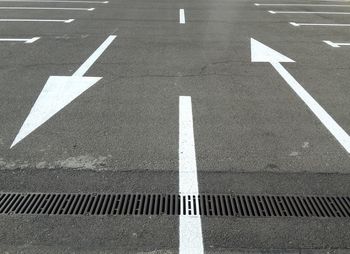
73, 35, 117, 77
271, 62, 350, 153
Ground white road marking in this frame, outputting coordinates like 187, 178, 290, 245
0, 37, 40, 43
323, 40, 350, 47
290, 22, 350, 27
179, 8, 185, 24
0, 18, 74, 23
251, 38, 350, 153
0, 0, 107, 3
255, 3, 350, 6
179, 96, 204, 254
73, 35, 116, 76
0, 7, 94, 10
269, 10, 350, 15
11, 35, 117, 148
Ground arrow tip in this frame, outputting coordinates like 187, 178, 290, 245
250, 38, 295, 63
10, 76, 102, 148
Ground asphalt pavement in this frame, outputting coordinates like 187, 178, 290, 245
0, 0, 350, 252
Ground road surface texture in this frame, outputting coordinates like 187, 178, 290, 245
0, 0, 350, 253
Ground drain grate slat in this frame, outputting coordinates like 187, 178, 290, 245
0, 192, 350, 218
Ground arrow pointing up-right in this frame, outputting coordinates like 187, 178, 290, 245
251, 38, 350, 153
250, 38, 294, 63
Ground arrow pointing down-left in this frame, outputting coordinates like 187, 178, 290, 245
11, 35, 117, 148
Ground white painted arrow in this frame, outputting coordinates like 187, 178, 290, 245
11, 35, 116, 148
251, 38, 350, 153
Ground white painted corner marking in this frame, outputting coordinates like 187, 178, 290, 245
323, 40, 350, 47
251, 38, 350, 153
0, 18, 74, 23
25, 37, 40, 43
254, 3, 350, 7
0, 37, 40, 43
289, 22, 299, 26
323, 40, 340, 47
0, 7, 94, 11
179, 96, 204, 254
11, 35, 117, 148
0, 0, 108, 3
270, 11, 350, 15
290, 22, 350, 27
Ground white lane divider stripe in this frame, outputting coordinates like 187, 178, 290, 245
323, 40, 350, 47
255, 3, 350, 6
0, 0, 108, 3
0, 37, 40, 43
0, 18, 74, 23
269, 10, 350, 15
179, 9, 185, 24
0, 7, 94, 10
290, 22, 350, 27
179, 96, 199, 195
179, 96, 204, 254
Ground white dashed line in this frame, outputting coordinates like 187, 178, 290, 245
179, 96, 204, 254
0, 37, 40, 43
290, 22, 350, 27
0, 7, 94, 10
0, 18, 74, 23
179, 9, 185, 24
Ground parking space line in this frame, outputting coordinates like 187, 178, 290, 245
323, 40, 350, 47
0, 7, 94, 11
179, 96, 204, 254
255, 3, 350, 7
179, 9, 185, 24
0, 37, 40, 43
0, 0, 108, 3
0, 18, 74, 23
11, 35, 117, 148
251, 38, 350, 153
290, 22, 350, 27
269, 10, 350, 15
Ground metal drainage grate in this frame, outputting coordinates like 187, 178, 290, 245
0, 192, 350, 217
